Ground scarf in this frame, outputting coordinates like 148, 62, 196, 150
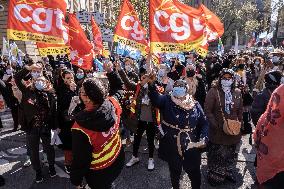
222, 86, 233, 114
253, 85, 284, 184
170, 94, 195, 111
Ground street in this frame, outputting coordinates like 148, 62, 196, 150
0, 111, 257, 189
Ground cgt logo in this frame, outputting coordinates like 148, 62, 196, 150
154, 10, 204, 41
121, 15, 145, 41
13, 3, 68, 42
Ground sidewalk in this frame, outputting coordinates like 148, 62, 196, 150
0, 111, 257, 189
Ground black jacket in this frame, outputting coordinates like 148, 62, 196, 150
14, 68, 58, 131
251, 88, 272, 125
0, 79, 11, 108
71, 71, 124, 187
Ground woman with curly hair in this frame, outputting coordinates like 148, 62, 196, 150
70, 63, 125, 189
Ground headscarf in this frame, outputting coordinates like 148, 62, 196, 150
253, 84, 284, 184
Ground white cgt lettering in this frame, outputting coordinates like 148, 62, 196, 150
154, 11, 205, 41
121, 15, 144, 41
14, 3, 68, 41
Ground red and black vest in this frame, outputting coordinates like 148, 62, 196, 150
72, 97, 122, 170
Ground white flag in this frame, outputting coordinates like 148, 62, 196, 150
234, 30, 239, 53
2, 37, 10, 56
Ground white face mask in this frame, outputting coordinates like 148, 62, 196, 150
125, 65, 132, 72
86, 73, 93, 78
281, 77, 284, 85
221, 79, 233, 87
6, 69, 13, 75
186, 59, 193, 64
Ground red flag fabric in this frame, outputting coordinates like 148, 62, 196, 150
113, 0, 148, 54
7, 0, 68, 44
149, 0, 224, 57
69, 13, 93, 70
91, 16, 103, 54
197, 4, 224, 44
149, 0, 204, 53
70, 51, 94, 70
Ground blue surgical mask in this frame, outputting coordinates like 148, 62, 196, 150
272, 56, 280, 63
31, 72, 41, 79
76, 73, 84, 80
221, 79, 233, 87
255, 61, 260, 65
35, 80, 46, 91
172, 87, 187, 98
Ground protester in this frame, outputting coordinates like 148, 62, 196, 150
119, 56, 157, 171
254, 84, 284, 189
184, 63, 207, 107
251, 70, 282, 125
57, 69, 78, 174
204, 68, 243, 186
148, 76, 208, 189
70, 63, 125, 189
14, 63, 58, 183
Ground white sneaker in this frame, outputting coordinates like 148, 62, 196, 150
23, 157, 31, 167
126, 156, 140, 167
148, 158, 154, 171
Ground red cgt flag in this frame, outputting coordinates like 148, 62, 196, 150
149, 0, 205, 54
69, 13, 93, 70
7, 0, 68, 44
114, 0, 148, 54
91, 16, 103, 54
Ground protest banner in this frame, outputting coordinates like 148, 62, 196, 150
114, 0, 148, 54
37, 43, 70, 56
7, 0, 68, 44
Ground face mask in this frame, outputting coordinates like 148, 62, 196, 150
186, 70, 195, 77
86, 73, 93, 78
76, 73, 84, 80
172, 87, 187, 98
125, 65, 132, 72
31, 72, 41, 79
272, 56, 280, 64
221, 79, 233, 87
158, 69, 166, 77
255, 61, 260, 65
35, 80, 46, 91
186, 59, 193, 64
281, 77, 284, 85
6, 69, 13, 75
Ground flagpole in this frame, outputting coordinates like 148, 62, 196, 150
7, 40, 14, 78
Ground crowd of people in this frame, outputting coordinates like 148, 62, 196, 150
0, 48, 284, 189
